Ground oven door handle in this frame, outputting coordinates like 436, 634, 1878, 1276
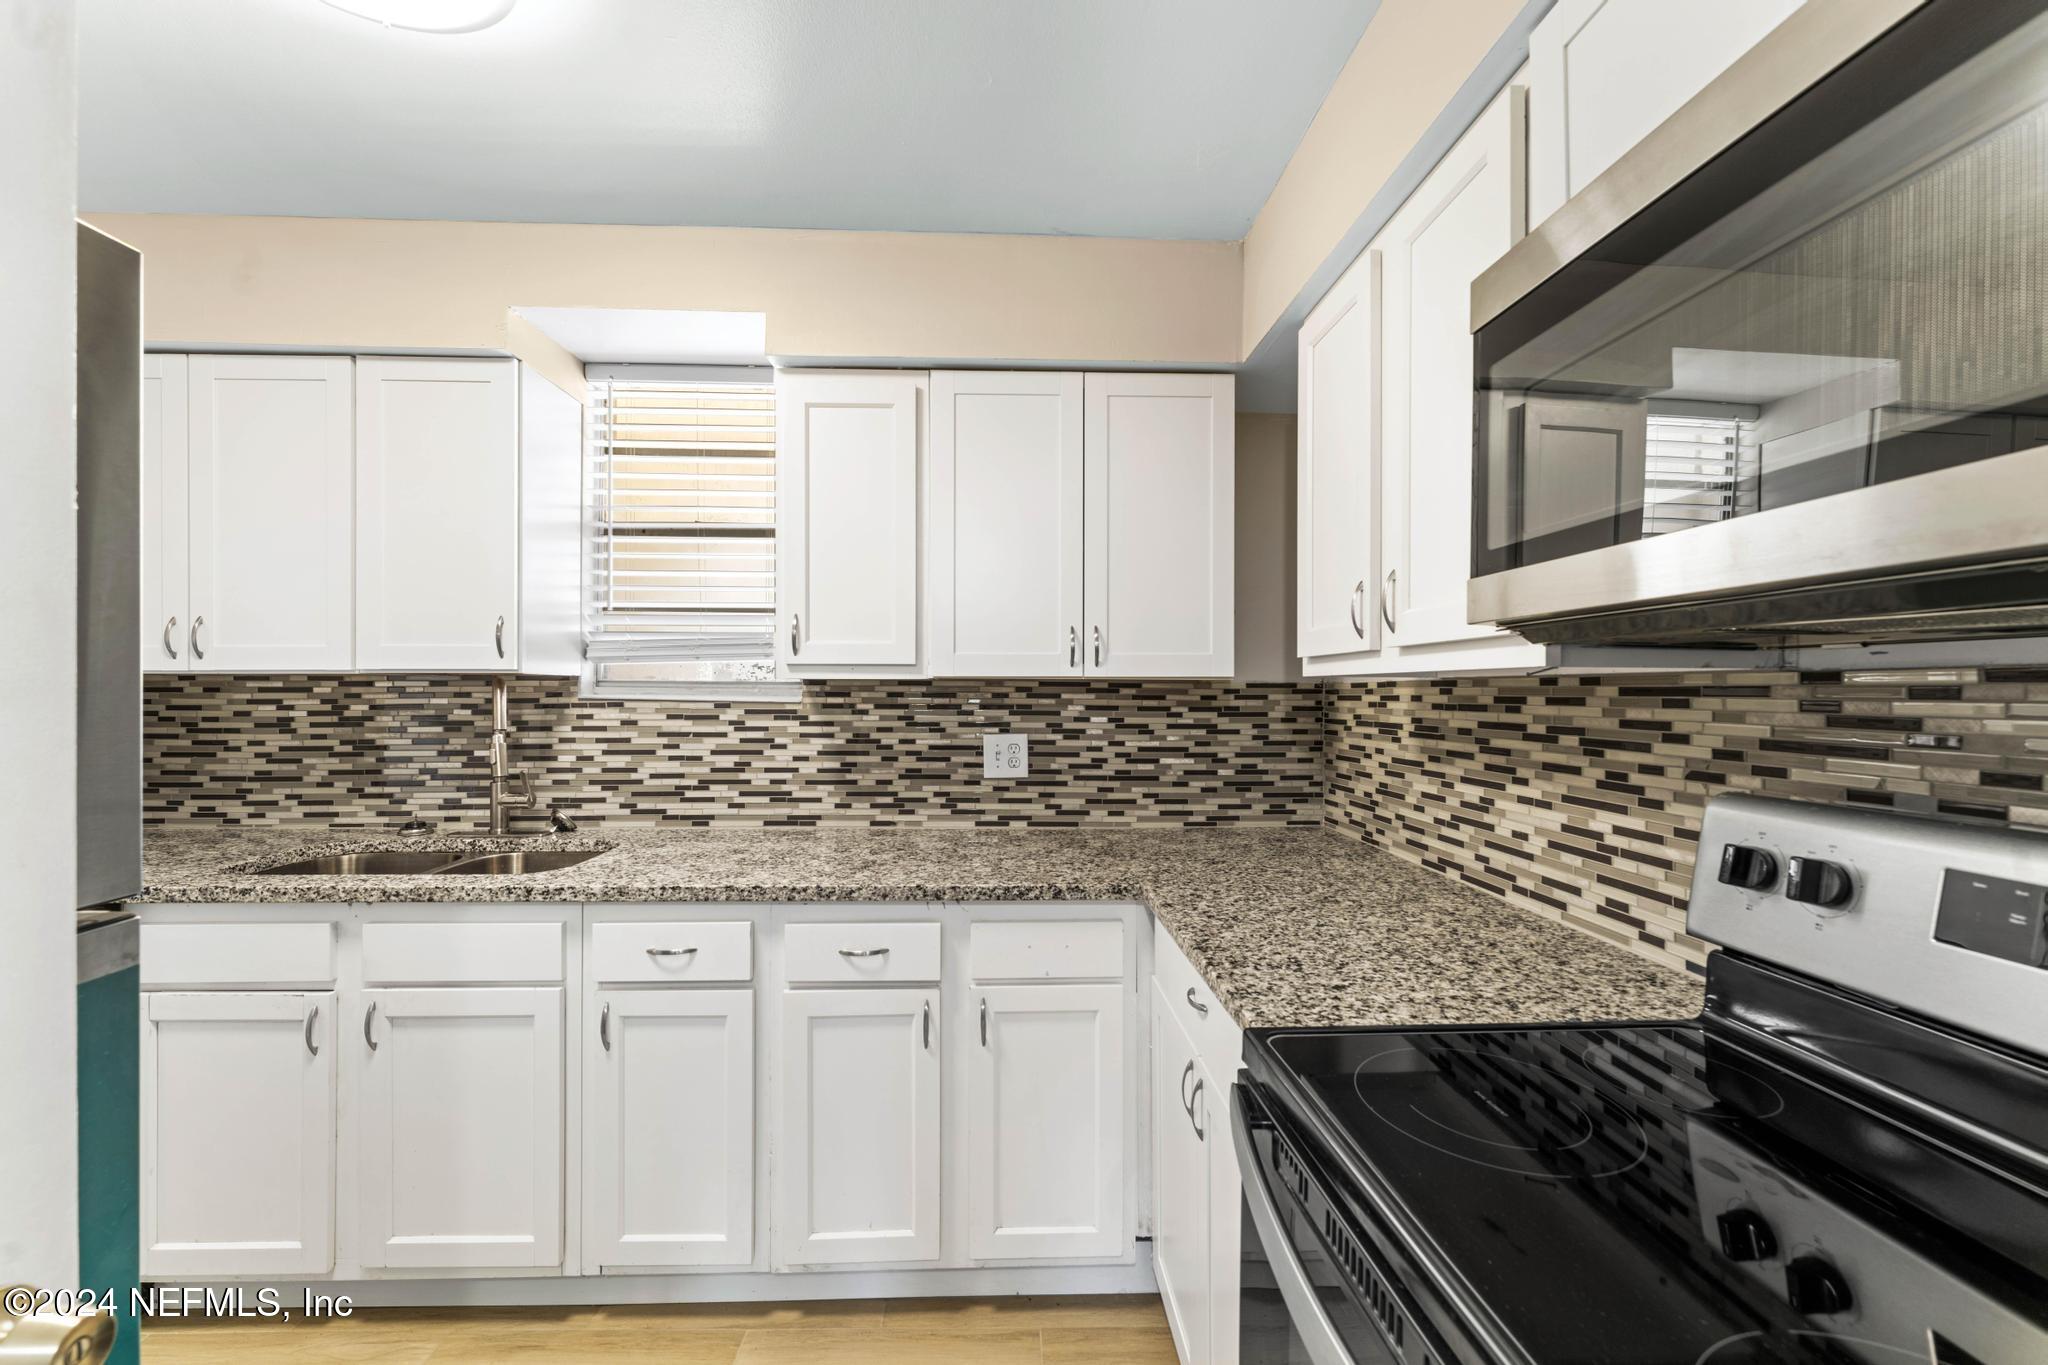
1232, 1083, 1356, 1365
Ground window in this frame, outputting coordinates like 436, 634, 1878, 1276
584, 371, 794, 696
1641, 411, 1759, 539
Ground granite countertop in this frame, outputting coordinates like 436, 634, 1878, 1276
134, 825, 1706, 1031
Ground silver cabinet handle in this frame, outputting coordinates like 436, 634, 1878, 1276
163, 616, 180, 660
922, 999, 931, 1050
646, 946, 697, 960
1068, 625, 1078, 668
1188, 1076, 1205, 1141
494, 615, 506, 659
599, 1001, 611, 1052
1350, 580, 1365, 638
1381, 570, 1396, 632
363, 1000, 379, 1052
838, 947, 890, 959
790, 613, 801, 657
304, 1004, 320, 1057
1185, 986, 1209, 1018
1180, 1059, 1196, 1114
1092, 624, 1102, 668
979, 997, 988, 1047
189, 615, 205, 661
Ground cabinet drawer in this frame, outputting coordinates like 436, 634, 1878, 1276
590, 920, 753, 984
140, 921, 335, 988
969, 919, 1124, 982
361, 920, 564, 985
1152, 919, 1239, 1070
785, 921, 941, 984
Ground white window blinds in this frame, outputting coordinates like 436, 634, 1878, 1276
585, 378, 777, 673
1642, 412, 1760, 538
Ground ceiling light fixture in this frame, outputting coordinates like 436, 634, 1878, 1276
320, 0, 516, 34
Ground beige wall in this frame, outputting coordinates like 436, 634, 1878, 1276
1234, 412, 1300, 683
86, 213, 1242, 394
1240, 0, 1524, 357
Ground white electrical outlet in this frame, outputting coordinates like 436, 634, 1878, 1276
982, 733, 1029, 778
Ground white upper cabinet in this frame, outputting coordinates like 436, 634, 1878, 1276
776, 987, 942, 1268
1379, 86, 1525, 650
585, 988, 755, 1271
777, 370, 926, 671
1528, 0, 1804, 226
141, 354, 190, 671
356, 986, 564, 1270
1296, 253, 1381, 660
186, 355, 355, 671
929, 371, 1086, 677
354, 357, 519, 670
1083, 373, 1235, 677
141, 990, 334, 1279
965, 983, 1125, 1262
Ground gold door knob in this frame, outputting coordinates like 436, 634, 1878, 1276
0, 1287, 117, 1365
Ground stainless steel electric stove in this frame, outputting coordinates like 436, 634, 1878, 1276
1235, 794, 2048, 1365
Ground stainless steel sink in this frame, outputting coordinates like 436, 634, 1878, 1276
257, 851, 466, 875
432, 849, 605, 876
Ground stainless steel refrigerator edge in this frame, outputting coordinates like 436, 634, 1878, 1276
76, 221, 142, 908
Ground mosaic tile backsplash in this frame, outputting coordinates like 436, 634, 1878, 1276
1324, 666, 2048, 975
144, 675, 1325, 829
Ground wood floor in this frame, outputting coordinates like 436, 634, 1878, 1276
139, 1294, 1179, 1364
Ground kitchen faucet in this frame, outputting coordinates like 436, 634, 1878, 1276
487, 677, 577, 836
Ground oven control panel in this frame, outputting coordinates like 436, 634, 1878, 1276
1692, 794, 2048, 1056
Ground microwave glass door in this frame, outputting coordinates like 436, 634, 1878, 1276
1473, 3, 2048, 580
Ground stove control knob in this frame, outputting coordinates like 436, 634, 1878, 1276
1718, 844, 1779, 891
1785, 1255, 1853, 1315
1786, 857, 1855, 909
1716, 1209, 1778, 1262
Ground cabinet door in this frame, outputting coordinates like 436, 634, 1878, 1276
778, 371, 923, 668
929, 371, 1085, 677
141, 355, 190, 673
1296, 254, 1381, 659
355, 357, 519, 670
1528, 0, 1804, 225
1379, 87, 1523, 648
357, 987, 564, 1269
966, 984, 1124, 1262
141, 991, 334, 1277
1151, 978, 1211, 1365
585, 989, 754, 1270
1083, 373, 1234, 677
187, 355, 354, 671
777, 988, 941, 1267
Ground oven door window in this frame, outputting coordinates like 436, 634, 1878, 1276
1473, 4, 2048, 578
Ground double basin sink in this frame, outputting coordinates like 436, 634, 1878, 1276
256, 849, 605, 877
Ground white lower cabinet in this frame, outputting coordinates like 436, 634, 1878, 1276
356, 986, 565, 1269
1152, 977, 1214, 1365
776, 987, 943, 1268
966, 983, 1126, 1261
585, 988, 754, 1270
141, 991, 335, 1278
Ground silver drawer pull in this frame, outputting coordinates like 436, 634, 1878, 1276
494, 615, 506, 658
838, 947, 890, 959
1180, 1059, 1196, 1113
1092, 624, 1102, 667
304, 1004, 320, 1057
790, 612, 801, 657
1350, 580, 1365, 638
645, 947, 698, 959
1381, 569, 1397, 632
363, 1000, 379, 1051
190, 615, 206, 661
164, 615, 180, 660
921, 999, 931, 1050
1185, 986, 1209, 1018
1188, 1076, 1205, 1141
980, 996, 988, 1047
599, 1001, 611, 1052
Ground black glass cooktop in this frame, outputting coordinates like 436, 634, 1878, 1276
1249, 1020, 2048, 1365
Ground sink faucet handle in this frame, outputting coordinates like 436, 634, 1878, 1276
547, 808, 580, 834
398, 818, 432, 836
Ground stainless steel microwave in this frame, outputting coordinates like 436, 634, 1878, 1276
1468, 0, 2048, 647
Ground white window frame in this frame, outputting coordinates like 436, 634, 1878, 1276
580, 364, 801, 702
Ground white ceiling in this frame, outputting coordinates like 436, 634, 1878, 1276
79, 0, 1379, 240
